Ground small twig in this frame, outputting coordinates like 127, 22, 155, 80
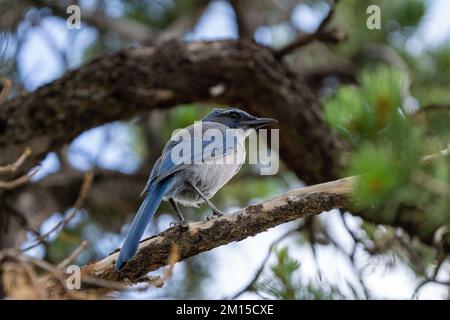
410, 272, 450, 299
58, 241, 89, 268
0, 147, 32, 175
411, 227, 449, 299
3, 199, 42, 238
0, 166, 40, 190
415, 103, 450, 115
275, 0, 345, 58
324, 213, 370, 299
338, 212, 361, 261
432, 226, 449, 276
305, 217, 324, 281
229, 225, 305, 299
21, 172, 94, 252
395, 234, 427, 275
420, 144, 450, 164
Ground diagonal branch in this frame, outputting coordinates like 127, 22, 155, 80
0, 147, 31, 175
230, 225, 306, 299
79, 177, 354, 285
0, 166, 39, 190
20, 172, 94, 252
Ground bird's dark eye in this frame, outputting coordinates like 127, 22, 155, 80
229, 112, 239, 118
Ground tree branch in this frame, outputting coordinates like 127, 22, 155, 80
78, 177, 354, 285
7, 167, 150, 237
229, 0, 256, 39
230, 225, 305, 299
0, 147, 31, 175
0, 167, 39, 190
275, 0, 345, 58
0, 39, 345, 185
20, 172, 93, 252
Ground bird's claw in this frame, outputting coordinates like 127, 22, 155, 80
169, 221, 177, 228
169, 220, 188, 228
212, 210, 224, 217
201, 215, 212, 223
201, 211, 224, 223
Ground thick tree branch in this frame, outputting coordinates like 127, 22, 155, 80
47, 175, 447, 292
0, 39, 345, 185
79, 177, 354, 285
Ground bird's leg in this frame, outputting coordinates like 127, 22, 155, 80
169, 198, 187, 227
187, 181, 224, 217
169, 198, 185, 222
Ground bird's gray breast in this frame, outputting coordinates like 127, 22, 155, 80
169, 143, 246, 206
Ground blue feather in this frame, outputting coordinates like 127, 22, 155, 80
115, 178, 176, 271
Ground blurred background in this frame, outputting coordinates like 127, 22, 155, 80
0, 0, 449, 299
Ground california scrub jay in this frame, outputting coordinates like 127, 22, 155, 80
115, 108, 276, 271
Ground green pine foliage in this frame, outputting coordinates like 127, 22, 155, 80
255, 247, 346, 299
324, 65, 450, 233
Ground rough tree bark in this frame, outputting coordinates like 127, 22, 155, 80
72, 177, 353, 289
0, 39, 345, 185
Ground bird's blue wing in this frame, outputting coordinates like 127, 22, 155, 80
141, 122, 238, 194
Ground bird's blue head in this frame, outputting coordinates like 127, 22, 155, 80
202, 108, 277, 130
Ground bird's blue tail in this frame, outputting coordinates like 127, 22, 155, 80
115, 178, 175, 271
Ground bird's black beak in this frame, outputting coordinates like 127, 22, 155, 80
245, 117, 277, 129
